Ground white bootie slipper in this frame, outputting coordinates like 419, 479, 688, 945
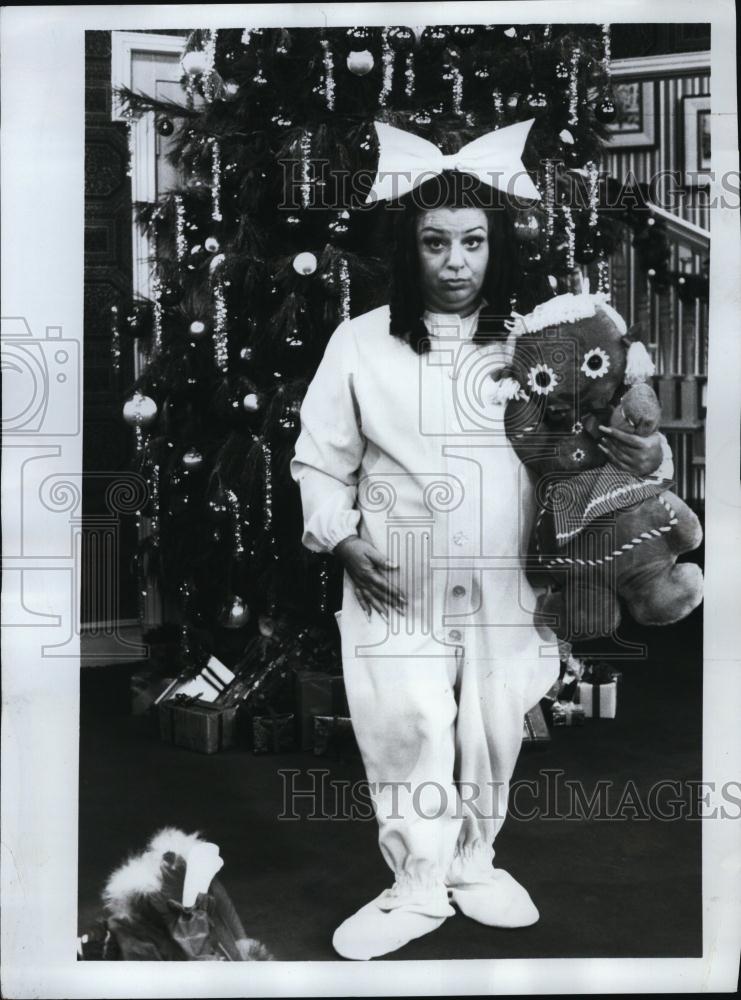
332, 883, 455, 960
448, 869, 540, 928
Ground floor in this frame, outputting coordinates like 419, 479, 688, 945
78, 609, 702, 961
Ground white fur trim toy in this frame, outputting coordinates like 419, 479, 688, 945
505, 291, 627, 337
624, 340, 656, 384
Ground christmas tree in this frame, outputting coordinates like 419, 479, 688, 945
115, 24, 703, 706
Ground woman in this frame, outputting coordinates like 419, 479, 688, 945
290, 124, 666, 961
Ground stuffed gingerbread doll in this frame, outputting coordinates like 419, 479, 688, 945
490, 290, 703, 641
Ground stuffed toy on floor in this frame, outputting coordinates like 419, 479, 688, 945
79, 827, 272, 961
490, 289, 703, 641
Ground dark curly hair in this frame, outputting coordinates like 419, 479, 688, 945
388, 171, 518, 355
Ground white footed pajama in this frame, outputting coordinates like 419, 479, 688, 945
291, 303, 561, 899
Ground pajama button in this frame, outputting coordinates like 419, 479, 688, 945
449, 629, 462, 642
452, 585, 466, 597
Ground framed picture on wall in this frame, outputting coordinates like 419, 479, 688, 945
603, 79, 657, 147
681, 94, 712, 186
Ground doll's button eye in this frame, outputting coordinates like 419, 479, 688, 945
527, 363, 558, 395
581, 347, 611, 380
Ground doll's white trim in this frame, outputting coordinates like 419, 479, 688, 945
507, 292, 627, 336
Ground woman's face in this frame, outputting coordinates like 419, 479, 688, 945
415, 206, 489, 315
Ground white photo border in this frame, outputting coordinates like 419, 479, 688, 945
2, 3, 740, 997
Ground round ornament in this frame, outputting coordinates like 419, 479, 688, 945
222, 80, 240, 100
293, 251, 318, 275
594, 97, 617, 124
513, 210, 541, 242
239, 345, 254, 363
387, 26, 415, 52
122, 393, 158, 428
125, 301, 153, 338
347, 49, 374, 75
242, 391, 262, 413
159, 282, 183, 307
189, 319, 209, 339
181, 49, 208, 75
346, 26, 372, 51
219, 595, 250, 629
156, 118, 174, 137
421, 26, 449, 51
181, 447, 203, 469
204, 236, 220, 253
451, 25, 477, 48
258, 614, 275, 637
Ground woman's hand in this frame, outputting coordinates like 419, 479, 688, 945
597, 425, 663, 477
333, 536, 407, 621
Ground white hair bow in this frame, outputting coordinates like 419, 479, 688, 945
365, 118, 541, 205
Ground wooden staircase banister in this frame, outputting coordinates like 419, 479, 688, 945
646, 201, 711, 254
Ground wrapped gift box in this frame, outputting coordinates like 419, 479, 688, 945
551, 702, 585, 727
313, 715, 359, 760
522, 703, 551, 747
130, 670, 175, 716
295, 671, 348, 750
252, 712, 296, 754
577, 680, 618, 719
576, 662, 622, 719
156, 655, 236, 707
158, 699, 238, 754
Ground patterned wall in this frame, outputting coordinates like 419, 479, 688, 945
603, 61, 710, 504
83, 30, 138, 623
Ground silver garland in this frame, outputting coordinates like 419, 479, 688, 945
448, 52, 463, 115
210, 138, 222, 221
226, 488, 244, 557
339, 256, 351, 321
404, 51, 415, 97
202, 29, 217, 102
568, 47, 580, 127
150, 461, 160, 546
587, 160, 600, 227
320, 39, 335, 110
262, 440, 273, 531
184, 73, 196, 110
544, 159, 556, 242
110, 305, 120, 373
597, 251, 610, 293
379, 29, 393, 107
300, 130, 312, 209
562, 204, 576, 269
602, 23, 612, 76
213, 277, 229, 372
174, 194, 187, 262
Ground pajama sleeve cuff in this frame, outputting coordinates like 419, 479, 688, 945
301, 503, 361, 554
